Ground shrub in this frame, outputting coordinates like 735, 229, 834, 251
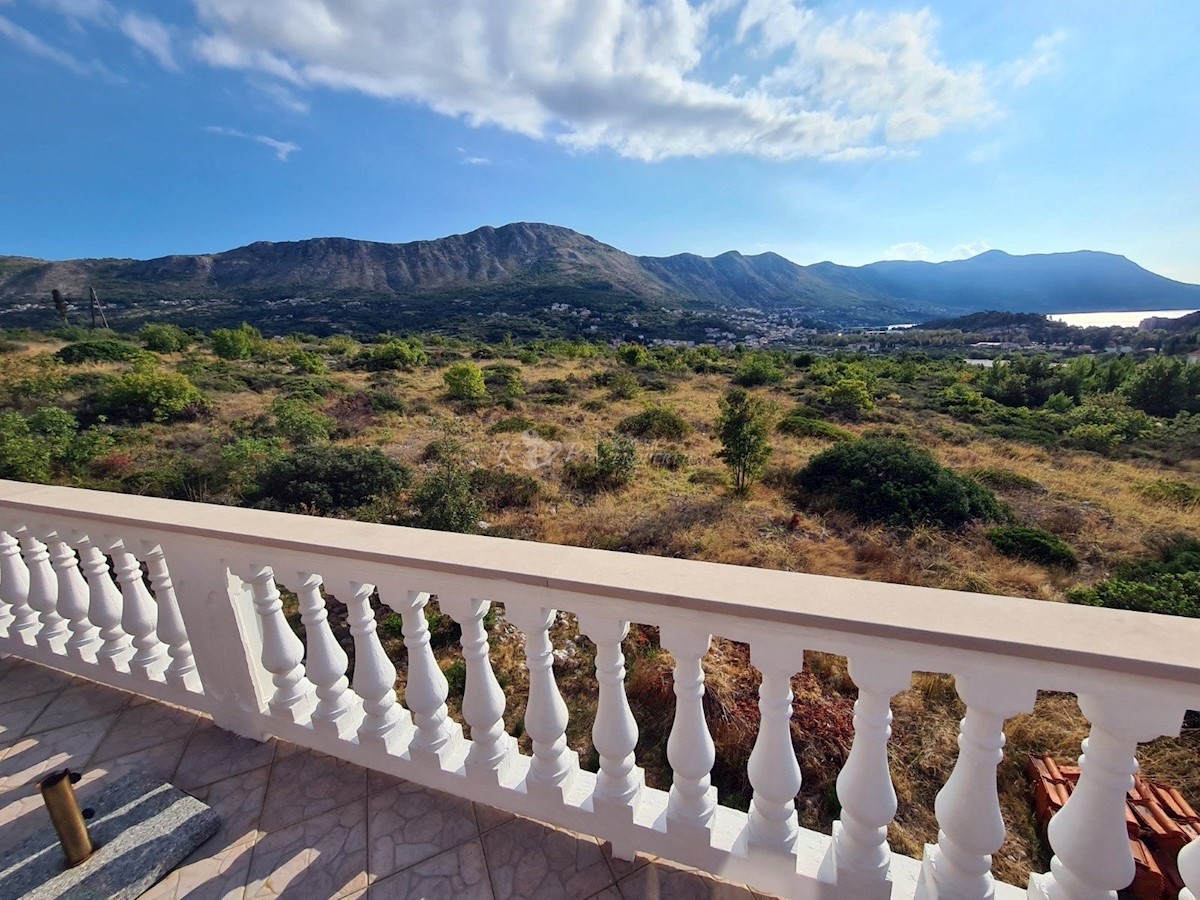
248, 445, 410, 515
1069, 572, 1200, 618
469, 468, 541, 510
93, 363, 208, 423
444, 362, 488, 402
735, 354, 786, 387
56, 339, 144, 364
617, 407, 691, 440
823, 378, 875, 415
1134, 479, 1200, 508
482, 363, 524, 399
564, 436, 637, 493
488, 416, 562, 440
421, 437, 464, 463
986, 526, 1078, 569
776, 415, 855, 443
650, 448, 689, 470
271, 397, 332, 445
715, 387, 774, 492
528, 378, 577, 405
288, 349, 327, 375
1064, 423, 1121, 453
607, 372, 643, 400
366, 389, 409, 414
0, 412, 52, 481
356, 338, 428, 371
968, 468, 1044, 493
210, 324, 260, 360
409, 463, 482, 532
138, 323, 190, 353
795, 437, 1008, 530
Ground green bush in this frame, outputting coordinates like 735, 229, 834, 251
986, 526, 1078, 569
617, 407, 691, 440
288, 349, 327, 375
0, 412, 53, 481
968, 468, 1044, 493
469, 468, 541, 510
1069, 572, 1200, 618
1134, 479, 1200, 508
649, 448, 689, 470
482, 363, 524, 399
138, 324, 190, 353
56, 339, 145, 364
248, 445, 410, 515
607, 372, 643, 400
487, 416, 562, 440
356, 339, 428, 371
444, 362, 488, 402
564, 436, 637, 493
715, 387, 774, 492
734, 354, 786, 387
271, 397, 332, 445
93, 363, 208, 423
776, 415, 855, 442
409, 463, 482, 532
795, 437, 1007, 530
823, 378, 875, 415
366, 389, 409, 414
210, 324, 260, 360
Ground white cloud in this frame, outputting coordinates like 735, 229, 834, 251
950, 240, 991, 259
190, 0, 1008, 163
1007, 30, 1067, 88
31, 0, 112, 23
120, 12, 178, 71
462, 157, 490, 166
886, 242, 933, 261
0, 12, 103, 75
206, 125, 300, 161
254, 79, 310, 114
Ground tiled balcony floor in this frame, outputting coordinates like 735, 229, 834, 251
0, 655, 776, 899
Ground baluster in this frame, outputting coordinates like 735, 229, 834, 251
76, 537, 132, 669
295, 572, 356, 737
112, 544, 167, 678
345, 580, 409, 750
578, 612, 643, 857
746, 638, 802, 855
1, 530, 36, 642
916, 674, 1037, 900
441, 593, 515, 784
821, 654, 911, 897
1028, 688, 1185, 900
1180, 838, 1200, 900
46, 533, 99, 661
244, 565, 315, 724
660, 622, 717, 842
509, 604, 577, 800
387, 589, 461, 767
142, 544, 198, 688
18, 529, 68, 652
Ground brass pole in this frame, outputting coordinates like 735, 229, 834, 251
38, 769, 96, 868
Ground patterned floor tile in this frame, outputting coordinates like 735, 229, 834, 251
89, 697, 199, 764
173, 719, 276, 791
0, 659, 74, 702
473, 801, 516, 833
0, 691, 58, 749
616, 861, 758, 899
245, 799, 368, 899
482, 816, 616, 900
371, 838, 493, 900
259, 748, 367, 833
25, 677, 131, 735
368, 778, 479, 882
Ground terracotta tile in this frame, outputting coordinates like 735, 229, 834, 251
259, 748, 367, 833
25, 678, 132, 735
371, 838, 493, 900
174, 719, 276, 791
368, 779, 479, 882
616, 861, 758, 899
482, 816, 615, 900
0, 659, 74, 702
89, 698, 199, 764
245, 799, 368, 899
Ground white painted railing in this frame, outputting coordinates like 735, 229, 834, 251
1, 479, 1198, 900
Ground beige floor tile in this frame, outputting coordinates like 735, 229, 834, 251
482, 816, 616, 900
0, 691, 58, 749
245, 799, 369, 899
142, 836, 257, 900
616, 861, 758, 899
0, 713, 117, 797
174, 719, 276, 791
371, 838, 493, 900
368, 778, 479, 882
25, 677, 131, 735
89, 697, 199, 764
0, 659, 74, 703
259, 748, 367, 833
77, 734, 191, 798
473, 801, 516, 833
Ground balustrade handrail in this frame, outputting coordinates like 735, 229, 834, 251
2, 479, 1199, 685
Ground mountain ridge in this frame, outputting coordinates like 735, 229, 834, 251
3, 222, 1198, 334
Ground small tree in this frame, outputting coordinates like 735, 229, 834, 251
715, 387, 774, 492
210, 324, 260, 360
444, 362, 487, 402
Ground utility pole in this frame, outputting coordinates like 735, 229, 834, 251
89, 287, 109, 329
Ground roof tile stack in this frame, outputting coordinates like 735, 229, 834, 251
1028, 753, 1200, 899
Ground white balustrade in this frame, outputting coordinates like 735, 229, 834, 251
294, 572, 356, 737
1180, 837, 1200, 900
1029, 687, 1187, 900
112, 544, 167, 678
746, 638, 802, 856
916, 673, 1038, 900
17, 530, 68, 652
45, 533, 98, 660
441, 594, 515, 783
660, 622, 717, 842
0, 530, 23, 635
243, 564, 315, 723
387, 588, 461, 766
508, 604, 577, 801
3, 481, 1200, 900
142, 544, 197, 688
76, 536, 132, 669
579, 611, 644, 856
344, 580, 409, 750
821, 654, 911, 897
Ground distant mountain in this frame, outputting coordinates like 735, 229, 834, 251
3, 223, 1198, 336
1140, 310, 1200, 333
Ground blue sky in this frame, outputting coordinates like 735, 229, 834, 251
2, 0, 1198, 283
